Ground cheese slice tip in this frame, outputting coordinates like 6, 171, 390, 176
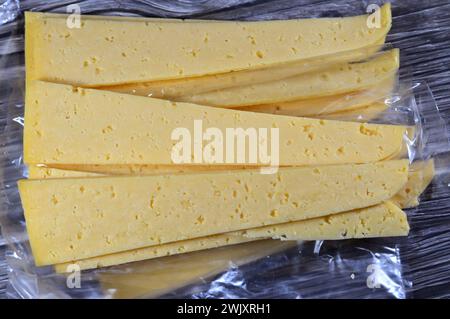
392, 159, 435, 208
244, 201, 409, 240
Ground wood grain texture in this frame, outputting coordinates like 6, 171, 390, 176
0, 0, 450, 299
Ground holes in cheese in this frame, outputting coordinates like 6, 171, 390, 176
19, 160, 409, 265
54, 201, 408, 272
24, 81, 406, 165
179, 49, 399, 107
244, 201, 409, 240
25, 4, 391, 86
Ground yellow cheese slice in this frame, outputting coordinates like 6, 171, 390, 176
236, 76, 395, 116
25, 81, 406, 165
25, 4, 391, 86
19, 160, 409, 265
392, 159, 434, 208
101, 43, 385, 99
244, 201, 408, 240
54, 200, 408, 272
29, 162, 426, 210
99, 240, 296, 299
180, 49, 399, 107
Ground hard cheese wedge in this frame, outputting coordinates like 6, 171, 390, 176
54, 201, 408, 272
24, 81, 406, 165
244, 201, 409, 240
19, 160, 409, 265
25, 4, 391, 86
101, 43, 385, 99
99, 240, 296, 299
180, 49, 399, 107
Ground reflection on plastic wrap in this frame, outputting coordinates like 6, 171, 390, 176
178, 239, 408, 299
100, 239, 406, 299
100, 240, 295, 298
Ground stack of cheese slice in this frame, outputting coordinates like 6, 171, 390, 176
19, 3, 434, 274
25, 3, 396, 120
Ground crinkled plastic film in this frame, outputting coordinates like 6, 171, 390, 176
1, 1, 450, 299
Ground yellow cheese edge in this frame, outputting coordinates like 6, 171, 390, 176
316, 102, 388, 122
55, 200, 408, 272
240, 101, 389, 120
54, 231, 254, 273
28, 165, 103, 178
179, 49, 399, 107
27, 164, 252, 178
236, 76, 395, 116
244, 201, 409, 240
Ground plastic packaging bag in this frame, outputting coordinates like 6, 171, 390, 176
1, 0, 450, 299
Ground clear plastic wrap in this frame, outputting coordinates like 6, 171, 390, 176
1, 0, 450, 299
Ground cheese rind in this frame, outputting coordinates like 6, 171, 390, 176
54, 201, 408, 272
25, 81, 406, 165
181, 49, 399, 107
25, 4, 391, 85
244, 201, 409, 240
19, 160, 409, 265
